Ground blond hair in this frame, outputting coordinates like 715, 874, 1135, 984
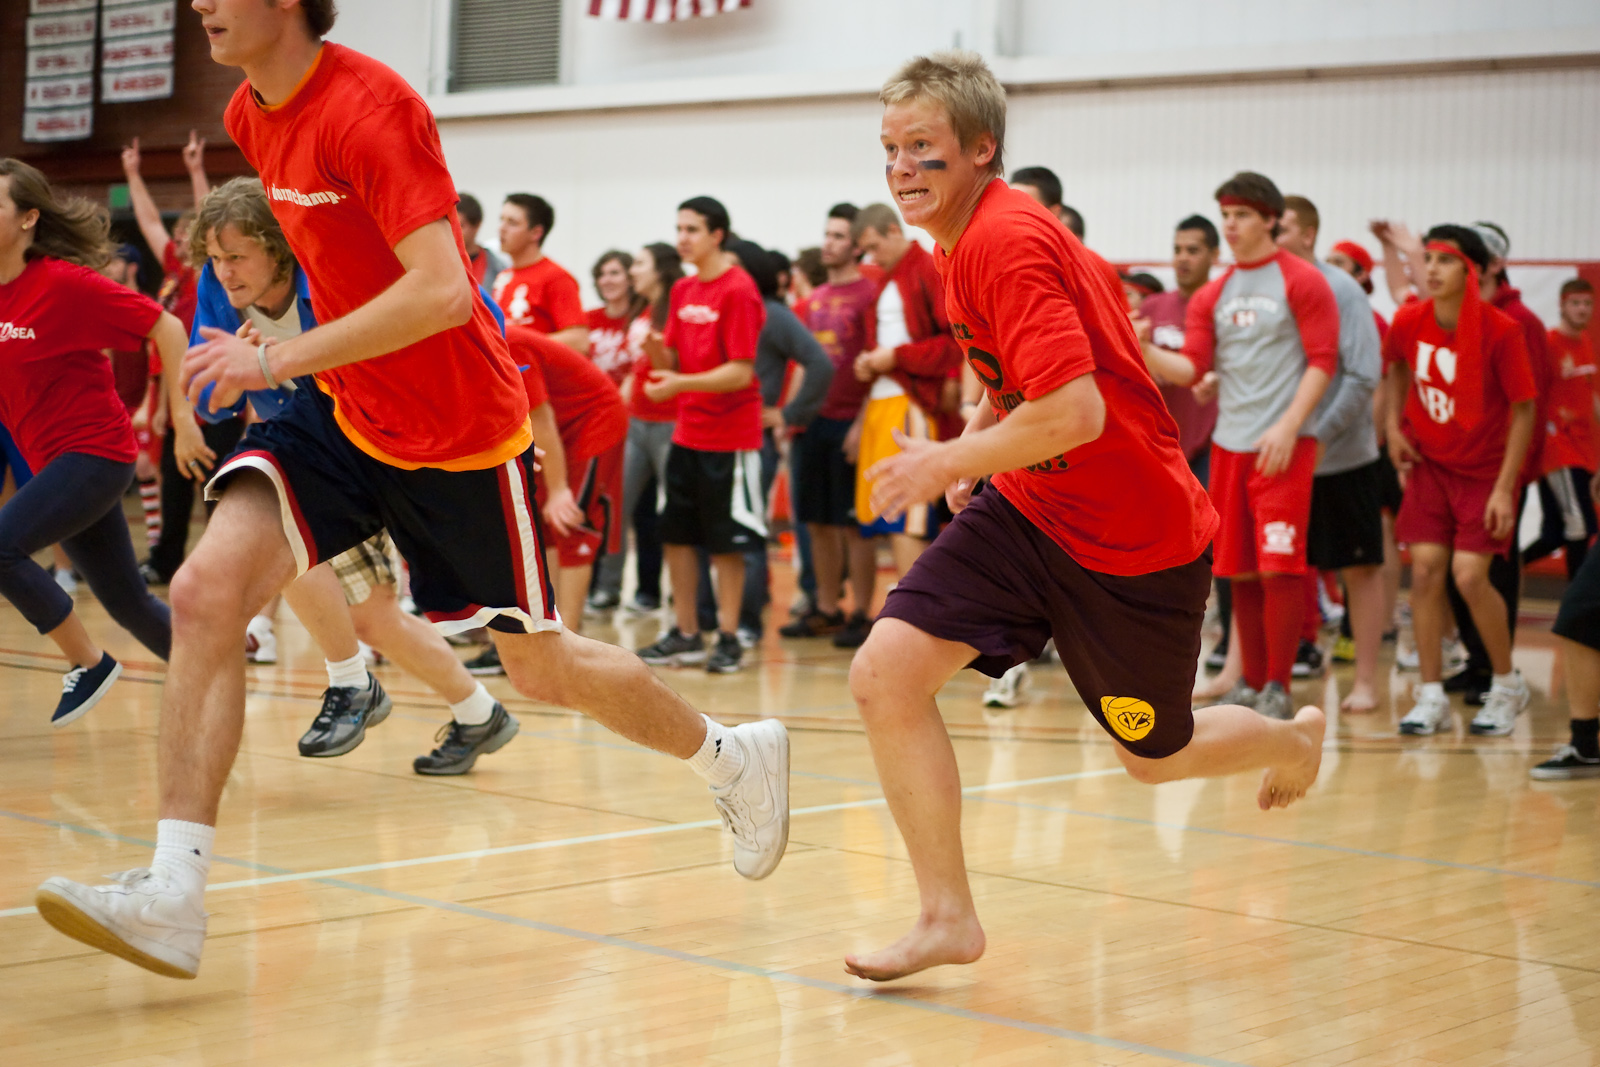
851, 202, 902, 243
880, 51, 1006, 175
188, 177, 295, 285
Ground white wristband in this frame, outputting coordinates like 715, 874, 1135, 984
257, 343, 280, 390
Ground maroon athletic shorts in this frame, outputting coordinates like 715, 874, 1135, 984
878, 486, 1210, 759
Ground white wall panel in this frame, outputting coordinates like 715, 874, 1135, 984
438, 64, 1599, 301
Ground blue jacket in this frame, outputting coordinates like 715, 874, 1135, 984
192, 262, 507, 422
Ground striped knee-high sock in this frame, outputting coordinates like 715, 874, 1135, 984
138, 477, 161, 548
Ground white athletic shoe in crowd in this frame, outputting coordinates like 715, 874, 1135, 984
358, 640, 380, 667
1395, 643, 1419, 671
53, 567, 78, 596
1470, 671, 1530, 737
1399, 684, 1452, 736
983, 663, 1029, 709
35, 867, 207, 979
711, 718, 790, 880
245, 616, 277, 664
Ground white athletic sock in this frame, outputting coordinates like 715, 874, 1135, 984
1419, 681, 1447, 701
686, 714, 744, 787
153, 819, 214, 897
449, 682, 496, 726
325, 653, 368, 690
1492, 670, 1521, 690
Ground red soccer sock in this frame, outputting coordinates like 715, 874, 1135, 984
1263, 574, 1306, 688
1302, 568, 1321, 643
1231, 577, 1267, 691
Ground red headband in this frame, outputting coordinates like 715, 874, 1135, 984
1217, 194, 1277, 219
1331, 240, 1373, 274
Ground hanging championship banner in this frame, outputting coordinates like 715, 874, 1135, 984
101, 0, 175, 38
27, 43, 97, 78
26, 76, 96, 109
102, 66, 175, 102
101, 33, 174, 69
100, 0, 175, 103
24, 107, 94, 142
30, 0, 98, 13
24, 4, 98, 142
25, 13, 98, 46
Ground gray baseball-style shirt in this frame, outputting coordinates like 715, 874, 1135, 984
1183, 248, 1340, 454
1307, 259, 1382, 475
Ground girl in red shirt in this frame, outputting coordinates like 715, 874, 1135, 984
0, 159, 188, 726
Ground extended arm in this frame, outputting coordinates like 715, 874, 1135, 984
1308, 301, 1381, 446
528, 402, 582, 536
152, 312, 215, 479
1485, 401, 1535, 539
778, 317, 834, 427
183, 130, 210, 207
643, 359, 754, 403
121, 138, 172, 260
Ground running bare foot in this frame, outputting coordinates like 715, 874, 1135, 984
1192, 667, 1241, 703
844, 913, 986, 982
1340, 682, 1378, 713
1257, 705, 1326, 811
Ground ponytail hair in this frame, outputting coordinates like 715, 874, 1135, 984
644, 242, 684, 332
1, 157, 113, 269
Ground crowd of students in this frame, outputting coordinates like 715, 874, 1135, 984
3, 139, 1597, 783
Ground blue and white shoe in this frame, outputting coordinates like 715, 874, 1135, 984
53, 653, 121, 728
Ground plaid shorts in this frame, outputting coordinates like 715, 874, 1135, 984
329, 531, 401, 606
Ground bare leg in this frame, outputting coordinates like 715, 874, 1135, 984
1380, 511, 1402, 630
1451, 551, 1514, 674
1340, 564, 1385, 712
45, 613, 102, 669
160, 473, 297, 825
1117, 702, 1326, 811
889, 533, 925, 580
1561, 635, 1600, 723
809, 524, 845, 614
1409, 543, 1451, 683
349, 583, 474, 703
665, 544, 700, 635
493, 627, 706, 758
281, 563, 362, 662
843, 618, 987, 982
1193, 629, 1243, 701
549, 552, 591, 636
845, 531, 878, 617
711, 553, 745, 635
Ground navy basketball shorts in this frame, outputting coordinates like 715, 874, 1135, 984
877, 486, 1210, 760
207, 387, 558, 636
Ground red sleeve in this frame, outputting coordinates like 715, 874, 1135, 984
340, 99, 459, 249
1181, 277, 1223, 375
1491, 321, 1537, 406
73, 264, 163, 350
1280, 253, 1340, 375
720, 282, 764, 363
975, 227, 1096, 401
546, 270, 586, 332
892, 260, 962, 379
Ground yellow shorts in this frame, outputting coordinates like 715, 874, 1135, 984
856, 392, 938, 537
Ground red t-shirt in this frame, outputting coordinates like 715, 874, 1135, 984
663, 265, 765, 452
0, 256, 159, 470
1543, 329, 1599, 473
803, 275, 879, 421
586, 306, 633, 385
493, 257, 585, 335
1383, 301, 1537, 480
225, 43, 529, 470
937, 181, 1217, 576
511, 326, 628, 462
159, 241, 197, 333
625, 312, 678, 423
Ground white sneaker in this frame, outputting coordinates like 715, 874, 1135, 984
1470, 673, 1530, 737
245, 616, 277, 664
983, 663, 1029, 708
1399, 686, 1452, 736
711, 719, 790, 880
53, 567, 78, 596
35, 867, 207, 979
1395, 644, 1420, 671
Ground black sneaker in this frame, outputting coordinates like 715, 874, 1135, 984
778, 608, 844, 638
464, 645, 504, 676
138, 561, 168, 587
413, 702, 519, 775
832, 612, 872, 649
53, 653, 121, 728
1443, 667, 1490, 694
638, 628, 706, 666
1291, 639, 1324, 679
1204, 640, 1229, 673
298, 676, 391, 757
1529, 744, 1600, 780
707, 631, 744, 673
584, 589, 620, 617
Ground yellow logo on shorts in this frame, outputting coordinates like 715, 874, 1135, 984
1101, 697, 1156, 742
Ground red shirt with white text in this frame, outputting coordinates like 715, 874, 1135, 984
663, 266, 765, 452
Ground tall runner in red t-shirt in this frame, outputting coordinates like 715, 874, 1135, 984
35, 0, 790, 982
844, 52, 1326, 983
491, 193, 587, 353
1524, 278, 1598, 578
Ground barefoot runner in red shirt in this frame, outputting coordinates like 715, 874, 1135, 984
843, 51, 1327, 983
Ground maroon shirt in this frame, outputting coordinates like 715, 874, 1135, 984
804, 275, 879, 421
1139, 288, 1217, 461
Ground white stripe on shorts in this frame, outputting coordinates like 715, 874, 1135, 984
731, 449, 769, 539
205, 452, 311, 575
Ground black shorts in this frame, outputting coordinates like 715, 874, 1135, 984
877, 487, 1210, 760
1307, 458, 1387, 571
659, 443, 766, 554
1376, 449, 1403, 513
207, 386, 557, 636
790, 415, 857, 527
1555, 532, 1600, 651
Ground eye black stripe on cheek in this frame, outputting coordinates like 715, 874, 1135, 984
917, 160, 948, 171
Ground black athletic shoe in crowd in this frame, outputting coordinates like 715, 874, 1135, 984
1291, 639, 1324, 679
831, 612, 872, 649
706, 631, 744, 673
298, 676, 391, 757
413, 702, 519, 775
464, 645, 504, 676
1204, 638, 1229, 673
638, 627, 707, 666
1444, 668, 1491, 706
53, 653, 122, 728
138, 561, 169, 587
1529, 744, 1600, 780
778, 608, 844, 638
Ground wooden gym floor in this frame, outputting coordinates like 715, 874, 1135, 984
1, 566, 1597, 1066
